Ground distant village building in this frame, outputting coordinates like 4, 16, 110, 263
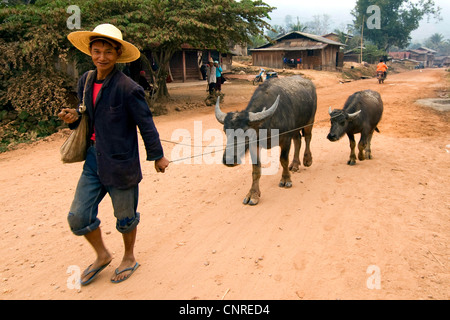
168, 43, 246, 82
343, 46, 365, 63
250, 31, 345, 71
322, 32, 353, 44
388, 51, 417, 69
388, 48, 442, 69
389, 51, 411, 60
407, 47, 436, 68
322, 32, 341, 43
434, 55, 450, 67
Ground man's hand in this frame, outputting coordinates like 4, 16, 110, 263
155, 156, 169, 173
58, 108, 79, 124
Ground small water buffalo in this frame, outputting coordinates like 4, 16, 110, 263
327, 89, 383, 165
215, 76, 317, 205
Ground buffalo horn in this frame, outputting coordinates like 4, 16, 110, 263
215, 97, 226, 124
328, 106, 333, 115
347, 110, 362, 119
248, 95, 280, 123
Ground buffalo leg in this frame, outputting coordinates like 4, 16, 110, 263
289, 131, 301, 172
364, 131, 374, 159
279, 139, 292, 188
243, 151, 261, 206
358, 133, 368, 161
347, 133, 357, 165
302, 126, 313, 167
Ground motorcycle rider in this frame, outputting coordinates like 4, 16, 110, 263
376, 59, 388, 78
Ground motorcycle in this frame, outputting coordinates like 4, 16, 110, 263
253, 68, 278, 85
377, 71, 386, 84
253, 68, 265, 85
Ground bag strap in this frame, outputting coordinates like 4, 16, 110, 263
79, 70, 95, 114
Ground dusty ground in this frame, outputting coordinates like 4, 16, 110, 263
0, 68, 448, 300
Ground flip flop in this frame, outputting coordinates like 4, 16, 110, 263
111, 262, 140, 284
80, 260, 112, 286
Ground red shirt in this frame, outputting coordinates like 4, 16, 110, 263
91, 82, 103, 141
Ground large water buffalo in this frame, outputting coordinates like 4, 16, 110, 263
327, 89, 383, 165
215, 76, 317, 205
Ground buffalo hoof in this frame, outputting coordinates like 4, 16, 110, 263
303, 154, 312, 167
358, 153, 365, 161
243, 197, 259, 205
365, 151, 372, 159
289, 160, 300, 172
347, 159, 356, 166
279, 179, 292, 188
243, 192, 260, 205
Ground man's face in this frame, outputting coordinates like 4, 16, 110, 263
90, 41, 121, 74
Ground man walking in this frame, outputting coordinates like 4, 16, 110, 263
59, 24, 169, 285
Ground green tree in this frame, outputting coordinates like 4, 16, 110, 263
363, 44, 386, 64
63, 0, 274, 100
288, 16, 308, 33
0, 0, 274, 147
266, 14, 310, 41
425, 33, 450, 55
124, 0, 274, 100
266, 24, 286, 39
425, 33, 444, 50
333, 28, 353, 46
248, 33, 267, 49
0, 1, 74, 128
352, 0, 441, 51
306, 14, 331, 35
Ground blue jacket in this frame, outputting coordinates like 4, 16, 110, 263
216, 65, 222, 78
72, 67, 164, 189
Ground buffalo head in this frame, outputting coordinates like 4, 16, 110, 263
327, 106, 361, 141
215, 95, 280, 166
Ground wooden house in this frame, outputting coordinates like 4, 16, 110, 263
389, 51, 411, 60
250, 31, 345, 71
408, 47, 436, 68
168, 43, 246, 82
434, 56, 450, 67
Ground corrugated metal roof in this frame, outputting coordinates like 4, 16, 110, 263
292, 31, 344, 46
251, 42, 328, 52
251, 31, 345, 52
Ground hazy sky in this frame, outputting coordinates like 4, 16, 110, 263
262, 0, 450, 43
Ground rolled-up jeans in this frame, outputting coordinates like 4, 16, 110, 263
68, 146, 140, 236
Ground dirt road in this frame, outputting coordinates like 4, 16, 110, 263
1, 68, 448, 300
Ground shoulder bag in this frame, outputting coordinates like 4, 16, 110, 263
60, 70, 94, 163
